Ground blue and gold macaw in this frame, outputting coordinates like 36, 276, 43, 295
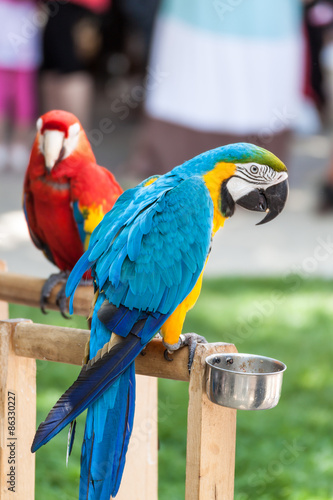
32, 143, 288, 499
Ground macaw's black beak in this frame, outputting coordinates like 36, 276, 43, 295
236, 178, 289, 225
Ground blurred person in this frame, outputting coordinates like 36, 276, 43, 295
318, 156, 333, 212
304, 0, 333, 212
41, 0, 111, 130
125, 0, 304, 179
0, 0, 41, 172
102, 0, 159, 113
303, 0, 333, 123
118, 0, 160, 67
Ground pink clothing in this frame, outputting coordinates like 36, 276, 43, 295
0, 0, 40, 126
0, 69, 36, 124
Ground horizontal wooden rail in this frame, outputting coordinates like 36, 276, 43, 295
0, 272, 93, 316
12, 322, 235, 382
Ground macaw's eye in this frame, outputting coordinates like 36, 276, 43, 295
250, 165, 259, 175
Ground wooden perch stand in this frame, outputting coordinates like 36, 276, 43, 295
0, 262, 237, 499
0, 271, 93, 317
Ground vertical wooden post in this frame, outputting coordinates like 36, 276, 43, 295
0, 320, 36, 499
116, 374, 158, 500
0, 261, 8, 320
185, 343, 237, 500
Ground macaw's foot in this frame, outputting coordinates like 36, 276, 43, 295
40, 270, 70, 318
163, 333, 208, 373
56, 281, 70, 319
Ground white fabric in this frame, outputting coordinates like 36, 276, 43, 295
145, 16, 303, 134
0, 1, 42, 70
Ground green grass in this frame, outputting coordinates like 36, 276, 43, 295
9, 277, 333, 499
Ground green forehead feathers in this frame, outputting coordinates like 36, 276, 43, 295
226, 143, 287, 172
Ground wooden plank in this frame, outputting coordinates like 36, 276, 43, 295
117, 375, 158, 500
0, 320, 36, 499
13, 322, 190, 382
0, 262, 8, 320
185, 342, 237, 500
13, 322, 89, 366
0, 272, 93, 317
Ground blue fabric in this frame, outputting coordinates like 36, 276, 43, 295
159, 0, 301, 39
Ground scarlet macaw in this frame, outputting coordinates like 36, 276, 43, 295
23, 110, 123, 315
32, 143, 288, 499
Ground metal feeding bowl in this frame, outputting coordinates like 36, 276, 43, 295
206, 353, 286, 410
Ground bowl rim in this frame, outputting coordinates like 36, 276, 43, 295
205, 352, 287, 376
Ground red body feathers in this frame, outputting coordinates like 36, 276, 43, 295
24, 110, 123, 273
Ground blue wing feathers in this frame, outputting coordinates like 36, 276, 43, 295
68, 174, 213, 318
108, 245, 128, 288
110, 309, 141, 338
66, 248, 95, 313
127, 223, 144, 261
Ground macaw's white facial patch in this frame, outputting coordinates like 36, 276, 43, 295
36, 117, 43, 132
227, 163, 288, 202
68, 122, 80, 138
39, 121, 81, 169
62, 122, 81, 159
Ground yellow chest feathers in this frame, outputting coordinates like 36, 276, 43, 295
203, 162, 236, 235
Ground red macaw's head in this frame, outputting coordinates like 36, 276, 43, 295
36, 110, 95, 173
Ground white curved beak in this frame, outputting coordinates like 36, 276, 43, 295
43, 130, 65, 171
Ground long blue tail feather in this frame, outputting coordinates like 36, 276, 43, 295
66, 419, 77, 463
31, 333, 142, 453
79, 363, 135, 499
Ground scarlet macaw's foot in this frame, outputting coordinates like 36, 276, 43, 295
40, 270, 70, 317
56, 281, 71, 319
163, 333, 208, 373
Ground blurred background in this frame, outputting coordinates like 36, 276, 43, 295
1, 0, 333, 499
